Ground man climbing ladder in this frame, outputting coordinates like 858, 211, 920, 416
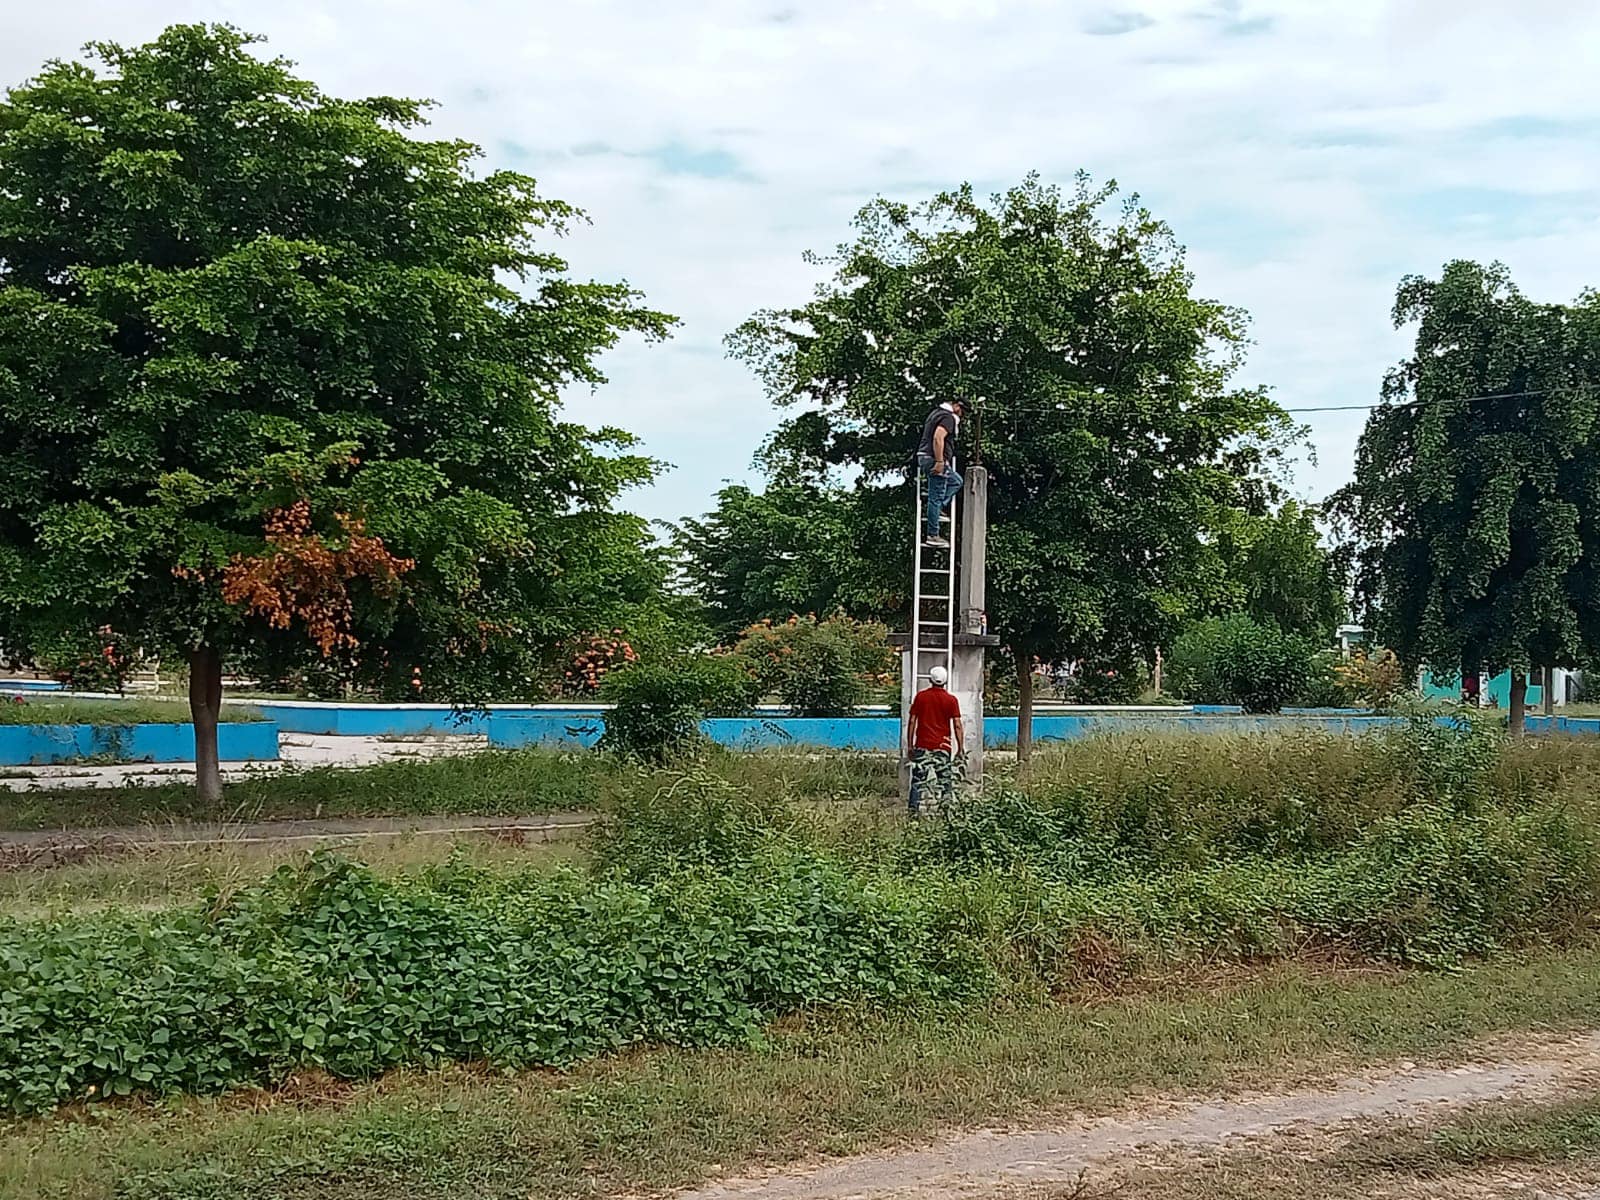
917, 398, 965, 547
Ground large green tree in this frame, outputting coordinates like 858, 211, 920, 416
0, 25, 673, 796
731, 174, 1296, 756
1210, 501, 1346, 641
675, 480, 896, 638
1333, 260, 1600, 735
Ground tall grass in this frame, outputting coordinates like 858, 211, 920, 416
0, 747, 898, 831
3, 720, 1599, 1113
1009, 717, 1600, 865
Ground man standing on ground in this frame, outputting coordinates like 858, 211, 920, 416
917, 398, 965, 547
906, 664, 964, 816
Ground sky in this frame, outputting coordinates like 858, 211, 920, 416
5, 0, 1600, 529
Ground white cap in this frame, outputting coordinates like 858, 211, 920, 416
928, 665, 949, 686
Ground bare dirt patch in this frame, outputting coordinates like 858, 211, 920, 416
681, 1033, 1600, 1200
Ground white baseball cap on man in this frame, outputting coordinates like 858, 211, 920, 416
928, 665, 949, 687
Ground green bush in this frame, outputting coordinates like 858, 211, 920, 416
0, 850, 980, 1115
4, 721, 1599, 1114
1166, 614, 1315, 712
732, 614, 896, 716
599, 655, 757, 762
1299, 803, 1600, 964
1060, 660, 1146, 705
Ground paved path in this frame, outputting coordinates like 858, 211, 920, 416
684, 1033, 1600, 1200
0, 732, 485, 791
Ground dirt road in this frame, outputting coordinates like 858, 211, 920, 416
684, 1033, 1600, 1200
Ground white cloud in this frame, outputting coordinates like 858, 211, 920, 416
5, 0, 1600, 522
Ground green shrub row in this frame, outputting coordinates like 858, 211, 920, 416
916, 797, 1599, 970
4, 764, 1597, 1114
0, 849, 980, 1115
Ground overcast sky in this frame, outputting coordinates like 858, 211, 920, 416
6, 1, 1600, 528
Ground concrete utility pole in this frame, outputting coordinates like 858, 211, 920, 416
896, 466, 999, 785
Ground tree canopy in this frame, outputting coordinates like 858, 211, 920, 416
0, 24, 674, 793
675, 480, 897, 638
730, 174, 1297, 752
1333, 260, 1600, 733
1209, 501, 1346, 641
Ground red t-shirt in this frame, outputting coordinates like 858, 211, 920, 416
910, 686, 962, 751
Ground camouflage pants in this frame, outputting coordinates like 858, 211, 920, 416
909, 748, 955, 815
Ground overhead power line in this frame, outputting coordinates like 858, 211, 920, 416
1009, 386, 1595, 418
1277, 388, 1589, 416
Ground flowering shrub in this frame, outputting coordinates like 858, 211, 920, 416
560, 632, 640, 698
1334, 647, 1409, 709
732, 614, 896, 716
33, 625, 135, 693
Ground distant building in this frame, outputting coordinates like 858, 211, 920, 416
1420, 668, 1574, 709
1335, 625, 1367, 656
1337, 627, 1571, 706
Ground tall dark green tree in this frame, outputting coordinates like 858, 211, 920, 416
675, 480, 895, 638
1333, 260, 1600, 735
1210, 501, 1346, 641
0, 26, 673, 796
731, 174, 1296, 756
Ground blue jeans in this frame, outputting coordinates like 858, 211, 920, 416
918, 454, 962, 539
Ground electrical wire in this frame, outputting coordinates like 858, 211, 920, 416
1276, 388, 1590, 416
1000, 385, 1596, 418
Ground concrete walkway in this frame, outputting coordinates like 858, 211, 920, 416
0, 732, 485, 791
684, 1032, 1600, 1200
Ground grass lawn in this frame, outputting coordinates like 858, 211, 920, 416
0, 835, 584, 919
0, 698, 263, 727
0, 749, 899, 831
6, 726, 1600, 1197
2, 944, 1597, 1200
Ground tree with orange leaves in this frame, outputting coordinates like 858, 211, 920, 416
0, 27, 675, 800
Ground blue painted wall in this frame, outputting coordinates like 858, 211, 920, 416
1524, 715, 1600, 737
0, 722, 280, 766
1421, 670, 1543, 708
242, 702, 500, 736
0, 679, 62, 693
244, 701, 866, 737
486, 711, 1408, 752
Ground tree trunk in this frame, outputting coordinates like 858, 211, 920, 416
1015, 653, 1034, 763
1508, 669, 1527, 739
188, 645, 224, 804
1544, 666, 1556, 717
1152, 648, 1163, 697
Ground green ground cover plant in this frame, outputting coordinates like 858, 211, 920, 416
4, 947, 1599, 1200
3, 721, 1599, 1114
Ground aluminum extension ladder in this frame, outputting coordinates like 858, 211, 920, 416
910, 474, 957, 694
